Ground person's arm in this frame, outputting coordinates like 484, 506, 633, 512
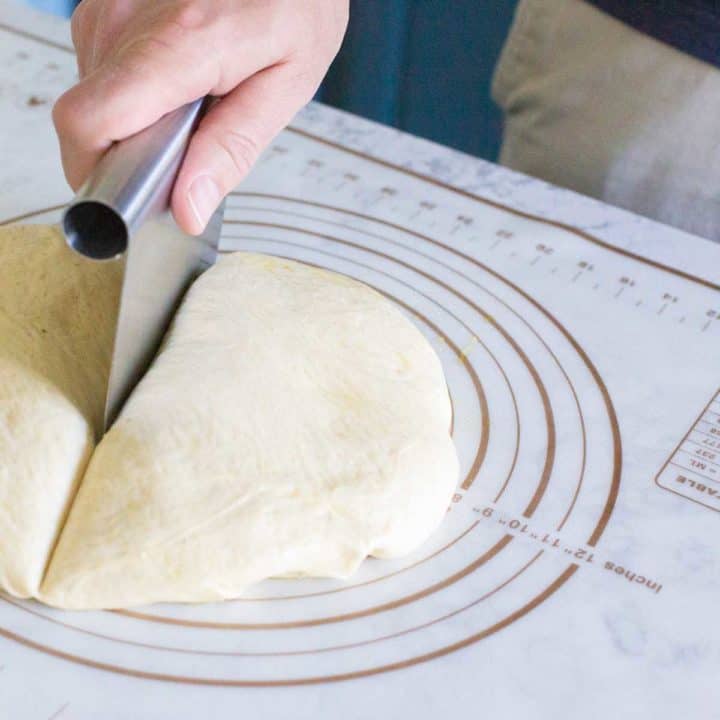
53, 0, 349, 234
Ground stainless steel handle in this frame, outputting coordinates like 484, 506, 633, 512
62, 97, 208, 260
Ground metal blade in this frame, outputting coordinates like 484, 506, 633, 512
103, 202, 223, 429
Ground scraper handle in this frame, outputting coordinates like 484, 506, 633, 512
62, 97, 210, 261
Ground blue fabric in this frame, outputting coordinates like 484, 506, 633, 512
318, 1, 519, 161
25, 0, 518, 161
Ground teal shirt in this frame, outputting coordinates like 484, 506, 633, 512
317, 1, 518, 161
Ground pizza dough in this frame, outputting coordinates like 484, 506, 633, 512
0, 224, 121, 598
0, 225, 457, 609
40, 252, 458, 608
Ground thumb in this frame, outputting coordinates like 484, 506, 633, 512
172, 65, 313, 235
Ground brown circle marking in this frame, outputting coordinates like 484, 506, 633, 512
0, 22, 620, 689
0, 230, 541, 657
6, 228, 565, 660
0, 566, 578, 687
1, 550, 544, 659
1, 207, 545, 619
0, 158, 619, 682
3, 203, 580, 662
1, 223, 559, 666
3, 206, 541, 636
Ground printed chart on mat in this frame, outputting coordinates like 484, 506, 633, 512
0, 8, 719, 718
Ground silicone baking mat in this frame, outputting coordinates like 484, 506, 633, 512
0, 7, 718, 718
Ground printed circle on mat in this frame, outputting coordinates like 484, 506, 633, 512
0, 194, 619, 686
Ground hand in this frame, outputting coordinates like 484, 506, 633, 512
53, 0, 349, 234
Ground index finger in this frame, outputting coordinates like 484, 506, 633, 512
53, 4, 286, 189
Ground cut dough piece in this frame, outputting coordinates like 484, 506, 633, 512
42, 253, 458, 609
0, 224, 121, 597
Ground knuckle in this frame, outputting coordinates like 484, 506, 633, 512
51, 91, 79, 133
52, 87, 95, 142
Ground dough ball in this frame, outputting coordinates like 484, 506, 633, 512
42, 253, 458, 608
0, 224, 121, 597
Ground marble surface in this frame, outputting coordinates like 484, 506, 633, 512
0, 2, 719, 719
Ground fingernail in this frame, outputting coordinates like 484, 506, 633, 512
188, 175, 220, 231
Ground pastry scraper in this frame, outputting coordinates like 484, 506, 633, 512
61, 98, 223, 431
